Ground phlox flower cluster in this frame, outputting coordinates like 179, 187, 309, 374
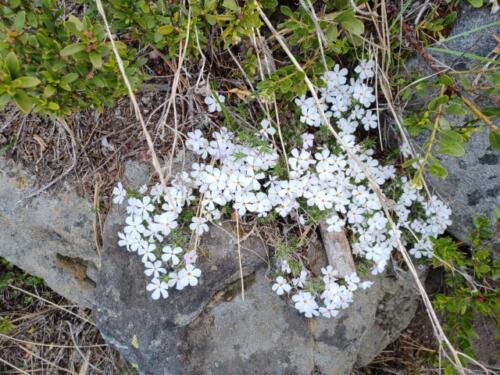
273, 265, 373, 318
113, 59, 451, 318
113, 180, 202, 301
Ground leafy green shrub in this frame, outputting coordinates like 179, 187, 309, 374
432, 214, 499, 366
256, 1, 366, 100
101, 0, 265, 60
0, 0, 146, 116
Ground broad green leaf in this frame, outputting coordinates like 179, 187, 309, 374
341, 18, 364, 36
439, 74, 454, 86
336, 10, 364, 36
43, 85, 56, 97
12, 76, 41, 89
66, 15, 83, 32
467, 0, 483, 7
222, 0, 240, 12
428, 95, 449, 111
204, 0, 218, 11
9, 0, 21, 8
262, 0, 278, 10
428, 158, 448, 179
47, 101, 60, 111
489, 130, 500, 151
280, 5, 293, 17
157, 25, 174, 35
13, 91, 35, 113
5, 52, 20, 78
89, 52, 103, 69
446, 102, 466, 116
205, 14, 217, 25
60, 73, 79, 84
13, 10, 26, 32
0, 94, 11, 109
60, 43, 86, 57
325, 24, 338, 43
437, 130, 465, 157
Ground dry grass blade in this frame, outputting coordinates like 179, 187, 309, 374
7, 284, 94, 326
0, 356, 29, 375
94, 0, 165, 186
235, 211, 245, 301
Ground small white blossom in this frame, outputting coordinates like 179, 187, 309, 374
204, 93, 225, 113
272, 276, 292, 295
178, 264, 202, 287
112, 183, 126, 204
190, 217, 209, 235
146, 278, 169, 300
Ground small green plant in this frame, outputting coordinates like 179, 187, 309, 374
401, 71, 500, 188
102, 0, 266, 58
432, 214, 499, 369
0, 0, 146, 116
0, 256, 44, 307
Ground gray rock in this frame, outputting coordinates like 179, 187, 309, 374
96, 196, 425, 374
406, 4, 500, 241
0, 156, 99, 307
0, 157, 156, 308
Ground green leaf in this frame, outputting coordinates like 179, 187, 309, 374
47, 102, 60, 111
428, 95, 449, 111
467, 0, 483, 7
60, 43, 86, 57
12, 76, 41, 89
205, 14, 217, 25
341, 17, 364, 36
336, 11, 364, 36
325, 24, 338, 43
280, 5, 293, 17
437, 130, 465, 157
43, 85, 56, 98
204, 0, 218, 11
13, 10, 26, 32
5, 52, 21, 78
131, 334, 139, 349
262, 0, 278, 10
428, 158, 448, 179
0, 94, 11, 109
482, 106, 500, 118
489, 130, 500, 151
157, 25, 174, 35
439, 74, 454, 86
89, 52, 103, 69
66, 15, 83, 32
446, 102, 466, 116
61, 73, 79, 85
222, 0, 240, 12
13, 91, 35, 113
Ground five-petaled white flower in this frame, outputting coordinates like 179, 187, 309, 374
190, 217, 209, 235
178, 264, 202, 288
161, 246, 183, 266
144, 260, 166, 279
112, 182, 126, 204
204, 93, 225, 113
272, 276, 292, 295
146, 278, 169, 300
